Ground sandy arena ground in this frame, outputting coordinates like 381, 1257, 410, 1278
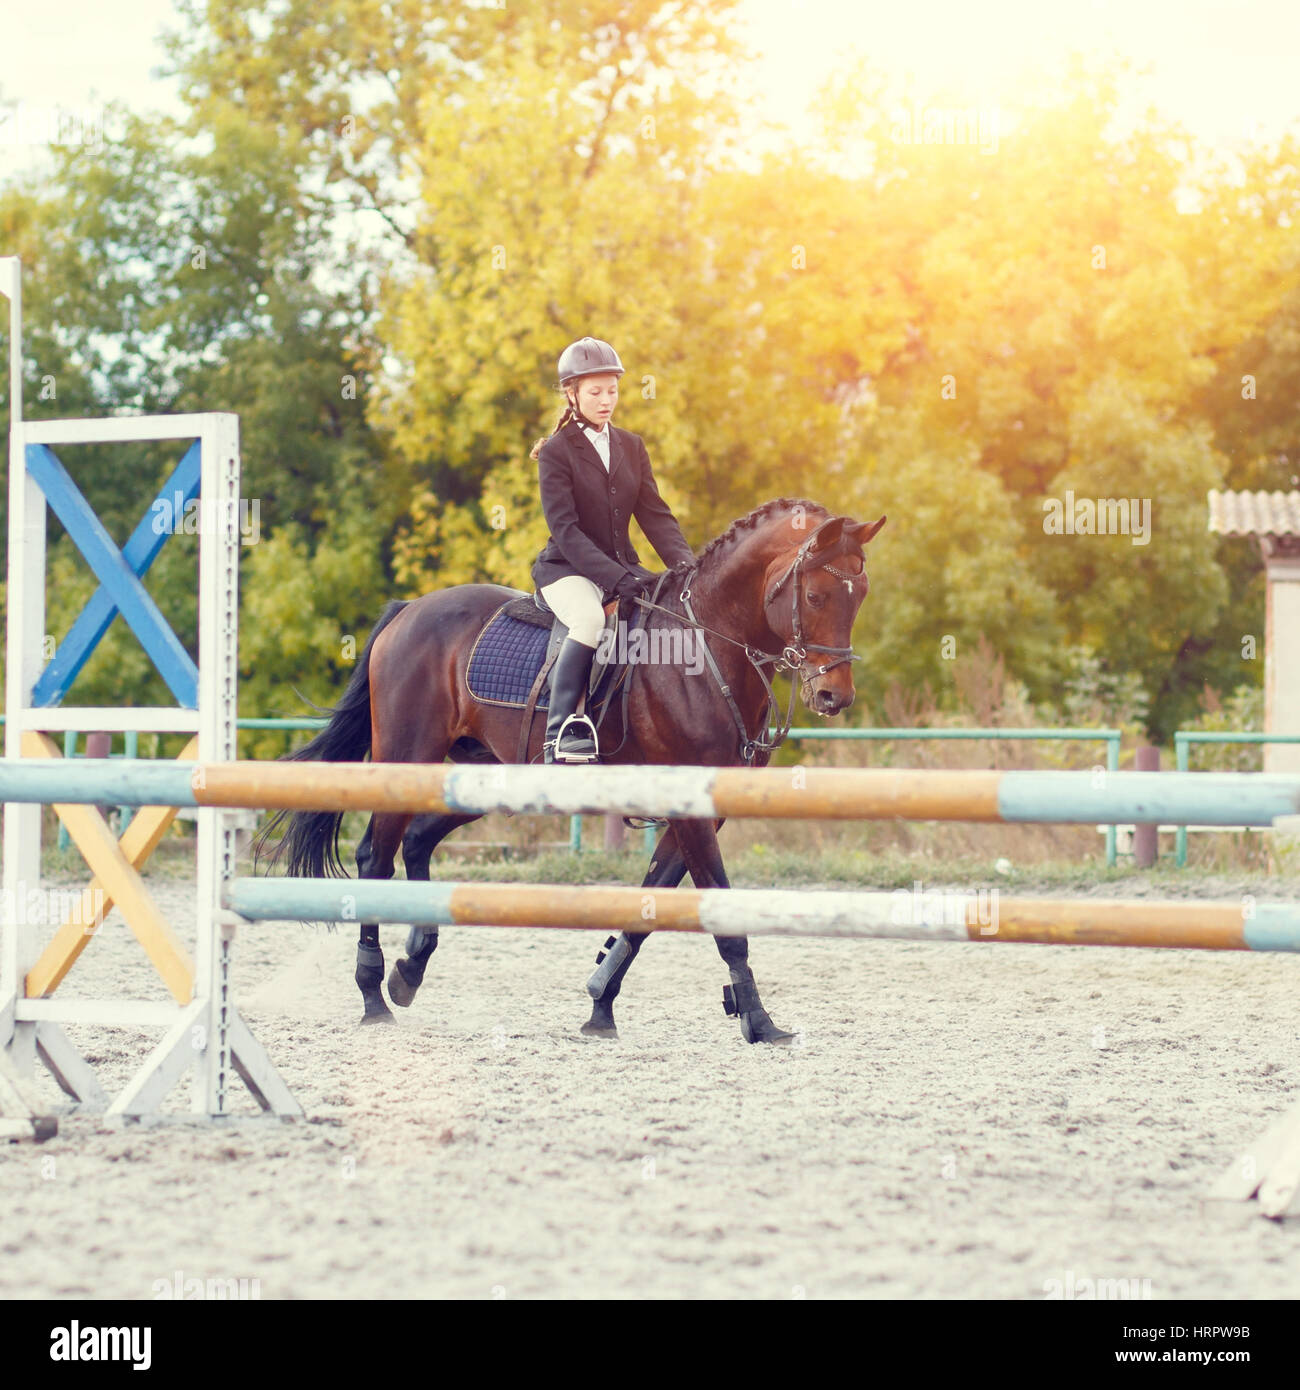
3, 874, 1300, 1300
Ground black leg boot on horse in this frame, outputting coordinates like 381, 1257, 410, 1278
721, 956, 796, 1045
581, 829, 689, 1037
388, 925, 438, 1007
356, 926, 392, 1023
543, 637, 600, 764
674, 816, 797, 1045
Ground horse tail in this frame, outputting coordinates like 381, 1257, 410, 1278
252, 600, 410, 879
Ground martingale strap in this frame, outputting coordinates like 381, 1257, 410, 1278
679, 582, 799, 762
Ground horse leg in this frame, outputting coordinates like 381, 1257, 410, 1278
387, 811, 483, 1007
673, 816, 794, 1046
354, 811, 411, 1024
580, 826, 686, 1039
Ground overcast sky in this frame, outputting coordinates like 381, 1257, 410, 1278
1, 0, 1297, 181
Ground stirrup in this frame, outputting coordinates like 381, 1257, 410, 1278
554, 712, 599, 763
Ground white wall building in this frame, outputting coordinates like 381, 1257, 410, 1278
1208, 490, 1300, 776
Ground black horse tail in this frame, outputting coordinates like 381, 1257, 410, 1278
252, 600, 410, 879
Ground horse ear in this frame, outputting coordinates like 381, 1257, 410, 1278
849, 516, 886, 546
810, 517, 846, 550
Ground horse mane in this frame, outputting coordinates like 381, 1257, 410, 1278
668, 497, 831, 578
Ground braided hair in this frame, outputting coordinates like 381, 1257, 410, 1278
529, 387, 583, 460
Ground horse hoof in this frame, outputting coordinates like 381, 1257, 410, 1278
580, 1021, 619, 1039
387, 959, 419, 1008
359, 1005, 394, 1026
740, 1011, 795, 1046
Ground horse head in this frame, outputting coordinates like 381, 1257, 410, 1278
760, 510, 887, 717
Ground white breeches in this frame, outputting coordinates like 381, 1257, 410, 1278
539, 574, 606, 649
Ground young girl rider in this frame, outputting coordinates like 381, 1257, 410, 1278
530, 336, 695, 763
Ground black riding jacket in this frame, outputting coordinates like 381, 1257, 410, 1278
530, 420, 694, 597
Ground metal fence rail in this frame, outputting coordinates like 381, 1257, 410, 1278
1173, 731, 1300, 866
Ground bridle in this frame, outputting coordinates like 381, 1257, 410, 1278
632, 523, 864, 762
764, 528, 863, 679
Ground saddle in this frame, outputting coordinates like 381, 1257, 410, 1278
465, 587, 655, 762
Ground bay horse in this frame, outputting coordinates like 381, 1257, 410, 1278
254, 497, 885, 1043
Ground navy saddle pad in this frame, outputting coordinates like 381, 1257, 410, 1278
466, 607, 555, 708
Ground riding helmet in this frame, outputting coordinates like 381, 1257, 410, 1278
557, 337, 624, 384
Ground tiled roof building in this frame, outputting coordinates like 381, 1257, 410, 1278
1208, 490, 1300, 542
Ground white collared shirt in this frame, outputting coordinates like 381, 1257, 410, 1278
582, 421, 611, 471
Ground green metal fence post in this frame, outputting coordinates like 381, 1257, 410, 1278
1175, 734, 1189, 867
57, 730, 76, 851
1105, 733, 1120, 868
120, 729, 138, 831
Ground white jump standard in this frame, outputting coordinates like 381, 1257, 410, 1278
0, 255, 298, 1135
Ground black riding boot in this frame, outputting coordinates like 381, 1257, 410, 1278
723, 968, 796, 1044
543, 638, 599, 763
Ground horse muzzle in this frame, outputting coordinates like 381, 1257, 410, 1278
802, 675, 854, 717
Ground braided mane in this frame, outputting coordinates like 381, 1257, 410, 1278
667, 497, 831, 579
